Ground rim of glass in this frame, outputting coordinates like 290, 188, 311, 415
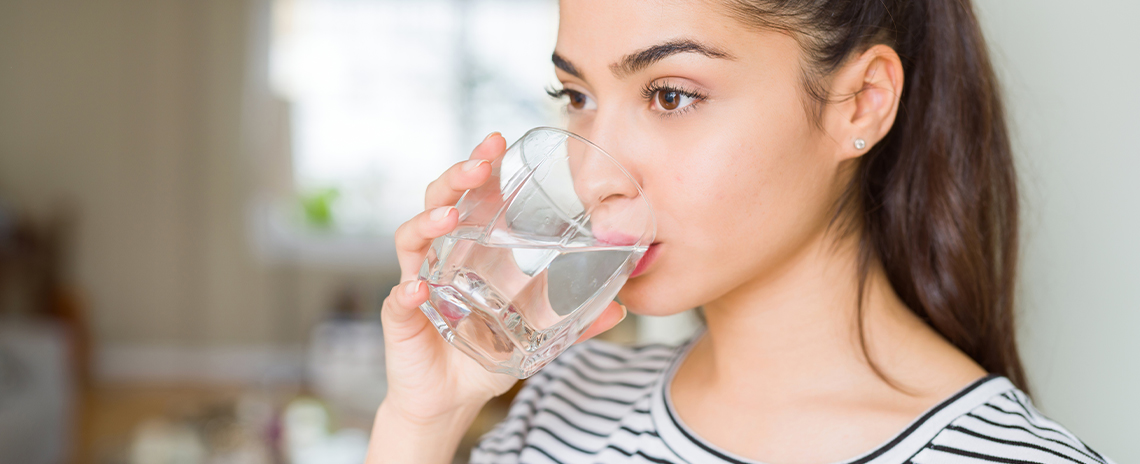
520, 126, 657, 245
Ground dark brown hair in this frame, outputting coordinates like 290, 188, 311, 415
722, 0, 1028, 392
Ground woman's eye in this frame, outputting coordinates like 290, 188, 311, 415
654, 89, 696, 111
565, 90, 596, 111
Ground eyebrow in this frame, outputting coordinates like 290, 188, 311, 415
551, 39, 734, 81
551, 52, 583, 79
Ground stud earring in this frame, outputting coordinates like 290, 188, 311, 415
854, 138, 866, 150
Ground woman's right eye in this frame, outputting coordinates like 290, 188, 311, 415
566, 90, 589, 110
547, 87, 597, 111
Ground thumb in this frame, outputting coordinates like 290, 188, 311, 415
576, 301, 627, 343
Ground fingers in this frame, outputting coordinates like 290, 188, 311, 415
394, 205, 458, 277
393, 132, 506, 281
424, 133, 507, 210
576, 302, 628, 343
380, 280, 431, 342
470, 131, 507, 162
423, 159, 491, 211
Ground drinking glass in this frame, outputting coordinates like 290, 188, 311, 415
418, 127, 655, 378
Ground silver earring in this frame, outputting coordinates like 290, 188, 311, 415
854, 138, 866, 150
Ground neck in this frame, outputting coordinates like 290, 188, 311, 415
692, 227, 925, 396
667, 225, 988, 463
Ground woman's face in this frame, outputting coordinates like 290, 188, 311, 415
553, 0, 850, 315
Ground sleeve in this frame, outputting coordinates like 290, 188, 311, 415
1006, 390, 1117, 464
940, 388, 1118, 464
466, 356, 560, 463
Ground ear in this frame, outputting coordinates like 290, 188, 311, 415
822, 44, 905, 161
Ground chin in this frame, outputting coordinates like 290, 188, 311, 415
617, 271, 696, 317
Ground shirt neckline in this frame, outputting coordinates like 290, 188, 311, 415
649, 329, 1015, 464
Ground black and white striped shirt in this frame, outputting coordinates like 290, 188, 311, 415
470, 332, 1113, 464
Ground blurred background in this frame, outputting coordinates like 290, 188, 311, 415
0, 0, 1135, 463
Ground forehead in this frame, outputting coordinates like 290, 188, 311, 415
555, 0, 795, 79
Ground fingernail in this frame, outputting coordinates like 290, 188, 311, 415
430, 206, 454, 221
618, 304, 628, 323
405, 280, 422, 296
462, 159, 488, 172
483, 131, 500, 142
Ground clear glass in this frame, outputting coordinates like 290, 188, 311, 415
418, 127, 656, 378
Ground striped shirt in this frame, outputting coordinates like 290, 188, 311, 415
469, 332, 1113, 464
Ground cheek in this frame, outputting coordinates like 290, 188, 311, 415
641, 100, 826, 231
620, 107, 838, 312
662, 125, 816, 234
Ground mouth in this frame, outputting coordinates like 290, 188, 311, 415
631, 243, 661, 278
591, 230, 659, 278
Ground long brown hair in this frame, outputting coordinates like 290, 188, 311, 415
723, 0, 1028, 392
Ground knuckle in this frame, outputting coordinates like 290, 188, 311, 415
424, 180, 441, 206
393, 228, 410, 249
393, 219, 423, 249
382, 292, 402, 311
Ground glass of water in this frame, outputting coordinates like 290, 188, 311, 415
417, 127, 655, 378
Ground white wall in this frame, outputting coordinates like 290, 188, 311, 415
0, 0, 401, 385
974, 0, 1140, 461
0, 0, 273, 347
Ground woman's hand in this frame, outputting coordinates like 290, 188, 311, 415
378, 132, 519, 424
367, 133, 627, 464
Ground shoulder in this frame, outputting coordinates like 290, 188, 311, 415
527, 338, 681, 414
468, 338, 682, 463
509, 338, 681, 400
516, 337, 681, 414
544, 338, 681, 382
918, 380, 1115, 464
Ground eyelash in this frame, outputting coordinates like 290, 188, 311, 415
545, 85, 575, 100
640, 82, 707, 116
545, 83, 708, 116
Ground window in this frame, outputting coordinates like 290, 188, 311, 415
267, 0, 562, 245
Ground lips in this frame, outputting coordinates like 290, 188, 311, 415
631, 243, 660, 278
593, 231, 640, 247
592, 231, 659, 277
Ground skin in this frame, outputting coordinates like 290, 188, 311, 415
367, 1, 986, 463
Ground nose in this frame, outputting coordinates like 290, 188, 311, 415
567, 107, 646, 203
565, 134, 640, 212
562, 129, 654, 246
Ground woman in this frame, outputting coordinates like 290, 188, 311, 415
367, 0, 1112, 463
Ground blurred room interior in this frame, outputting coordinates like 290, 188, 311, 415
0, 0, 1136, 463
